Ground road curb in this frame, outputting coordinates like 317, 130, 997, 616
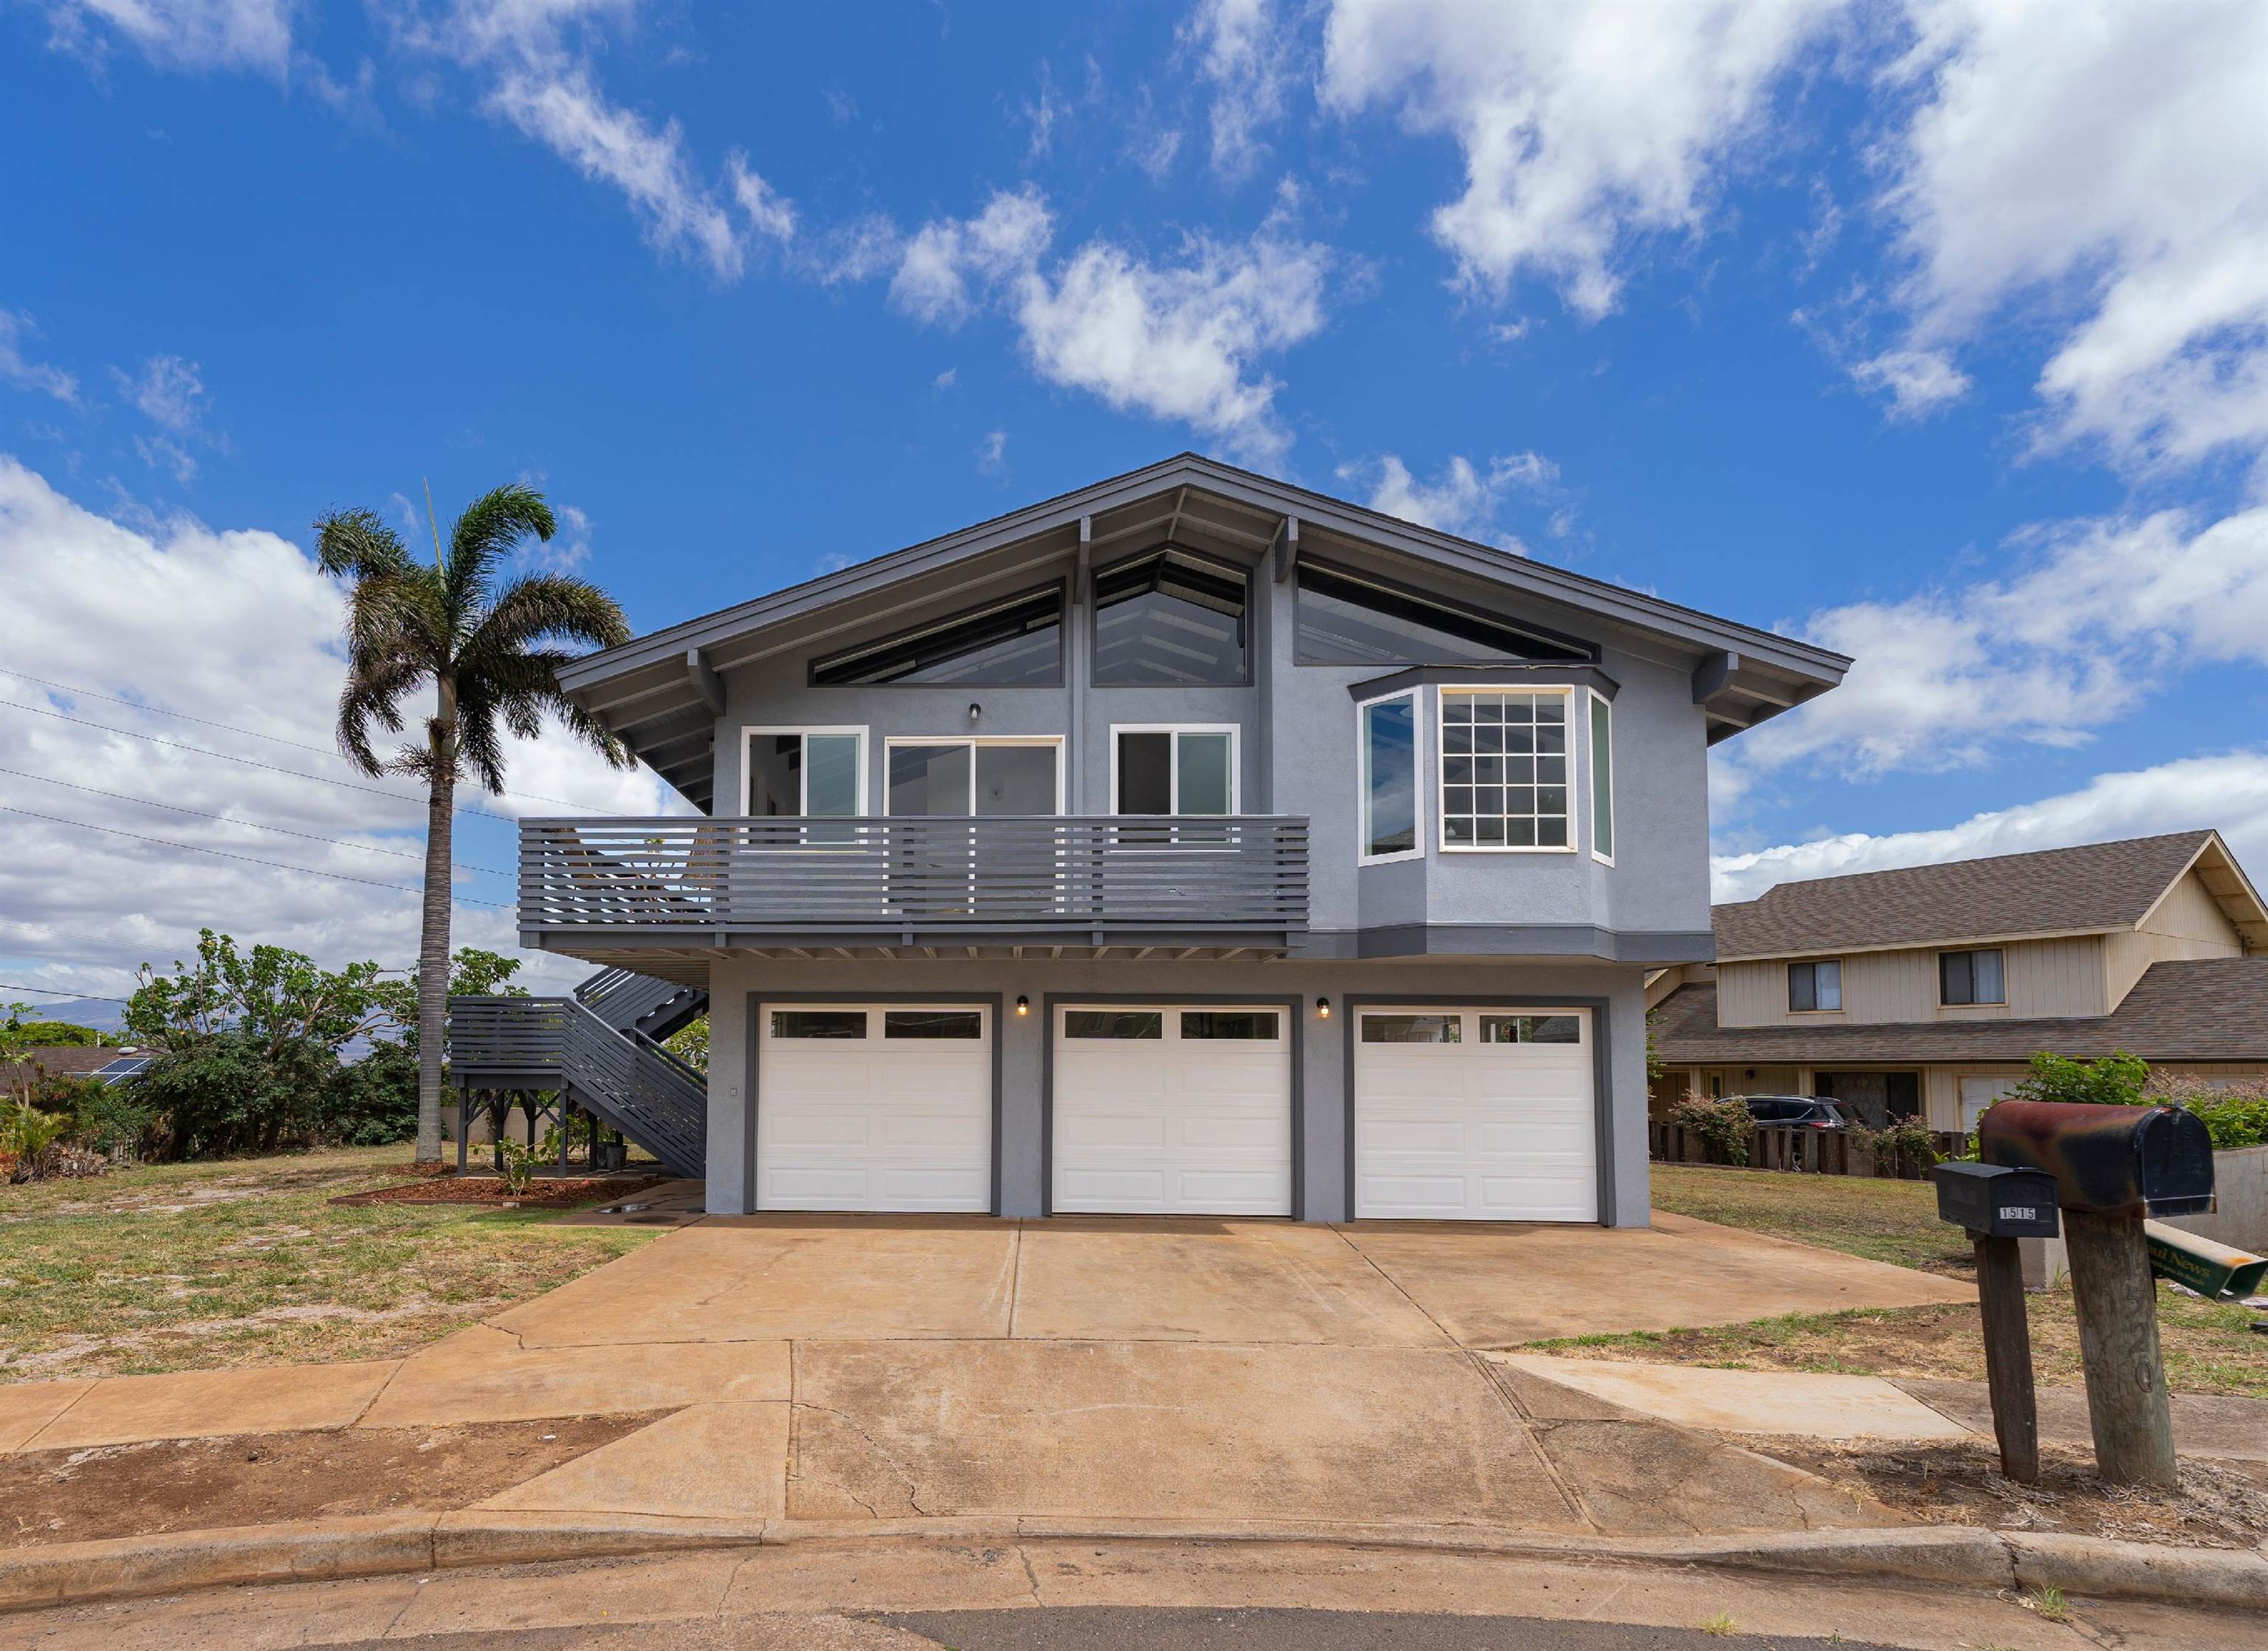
2, 1512, 2264, 1615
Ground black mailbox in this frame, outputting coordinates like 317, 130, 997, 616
1979, 1099, 2215, 1218
1934, 1161, 2061, 1238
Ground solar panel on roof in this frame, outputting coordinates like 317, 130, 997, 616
93, 1056, 154, 1082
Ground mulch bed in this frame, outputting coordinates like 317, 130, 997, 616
1764, 1435, 2268, 1549
331, 1174, 669, 1209
1, 1414, 662, 1547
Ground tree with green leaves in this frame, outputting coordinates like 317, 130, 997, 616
316, 485, 632, 1162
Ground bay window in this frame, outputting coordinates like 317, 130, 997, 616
1357, 691, 1420, 861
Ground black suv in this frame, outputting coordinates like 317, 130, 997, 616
1737, 1095, 1852, 1129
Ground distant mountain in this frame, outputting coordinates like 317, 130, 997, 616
15, 999, 131, 1037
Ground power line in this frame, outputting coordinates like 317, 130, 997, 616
0, 804, 512, 908
0, 983, 131, 1003
1, 669, 632, 815
0, 766, 511, 877
0, 699, 536, 826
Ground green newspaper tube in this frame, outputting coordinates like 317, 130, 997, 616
2144, 1220, 2268, 1303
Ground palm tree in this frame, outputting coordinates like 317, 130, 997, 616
316, 484, 633, 1162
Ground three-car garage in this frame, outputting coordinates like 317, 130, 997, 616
749, 995, 1603, 1223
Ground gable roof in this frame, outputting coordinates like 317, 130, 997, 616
1653, 958, 2268, 1065
554, 453, 1851, 811
1714, 830, 2268, 961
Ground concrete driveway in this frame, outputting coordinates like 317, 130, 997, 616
1, 1211, 1972, 1540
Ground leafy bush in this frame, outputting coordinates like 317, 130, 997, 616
1, 1099, 68, 1172
1859, 1118, 1943, 1178
2011, 1049, 2151, 1108
1670, 1092, 1752, 1167
2142, 1071, 2268, 1150
323, 1040, 419, 1146
69, 1082, 159, 1159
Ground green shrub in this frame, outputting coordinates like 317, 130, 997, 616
69, 1083, 159, 1158
323, 1041, 418, 1146
1860, 1118, 1943, 1178
2012, 1049, 2151, 1108
2142, 1071, 2268, 1150
1670, 1093, 1752, 1167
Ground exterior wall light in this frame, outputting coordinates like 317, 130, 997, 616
1316, 997, 1330, 1019
969, 701, 982, 724
1015, 995, 1029, 1016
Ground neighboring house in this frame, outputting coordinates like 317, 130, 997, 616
488, 453, 1847, 1224
1650, 831, 2268, 1130
1, 1044, 131, 1092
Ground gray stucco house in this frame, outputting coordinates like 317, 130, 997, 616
475, 455, 1847, 1225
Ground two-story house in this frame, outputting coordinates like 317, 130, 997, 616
1651, 830, 2268, 1130
495, 454, 1847, 1224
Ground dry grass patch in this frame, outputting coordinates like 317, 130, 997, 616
1613, 1162, 2268, 1398
0, 1146, 657, 1384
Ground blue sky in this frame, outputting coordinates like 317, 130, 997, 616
3, 0, 2266, 1003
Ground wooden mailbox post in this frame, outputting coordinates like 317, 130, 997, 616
1932, 1161, 2059, 1483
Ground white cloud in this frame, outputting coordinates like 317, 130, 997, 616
1878, 0, 2268, 473
1344, 451, 1556, 542
888, 185, 1331, 460
0, 312, 79, 404
889, 187, 1055, 329
487, 66, 744, 280
38, 0, 295, 75
0, 456, 672, 995
1849, 347, 1969, 420
976, 430, 1006, 475
1320, 0, 1838, 318
726, 153, 796, 244
1722, 503, 2268, 786
118, 354, 208, 433
1713, 752, 2268, 906
1183, 0, 1293, 179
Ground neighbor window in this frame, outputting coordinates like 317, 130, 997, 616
1787, 960, 1843, 1013
809, 584, 1062, 686
1113, 727, 1235, 814
1588, 691, 1614, 863
1091, 549, 1250, 685
1940, 948, 2007, 1006
1295, 559, 1591, 666
1440, 690, 1570, 850
747, 730, 863, 817
1358, 692, 1419, 860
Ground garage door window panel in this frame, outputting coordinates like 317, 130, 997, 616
884, 1011, 984, 1039
1360, 1013, 1461, 1044
771, 1010, 867, 1039
1181, 1010, 1279, 1040
1065, 1009, 1163, 1039
1479, 1014, 1581, 1044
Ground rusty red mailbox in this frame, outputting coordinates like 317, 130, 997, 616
1973, 1098, 2216, 1489
1979, 1099, 2215, 1216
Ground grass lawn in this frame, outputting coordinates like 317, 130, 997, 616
1523, 1163, 2268, 1400
0, 1146, 659, 1385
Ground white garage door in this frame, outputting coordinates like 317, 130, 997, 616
1053, 1004, 1292, 1215
756, 1003, 992, 1212
1354, 1008, 1597, 1222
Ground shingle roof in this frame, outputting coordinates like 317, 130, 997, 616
1652, 958, 2268, 1065
1713, 831, 2218, 960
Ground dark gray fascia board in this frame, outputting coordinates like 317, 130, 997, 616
1346, 664, 1622, 701
1296, 924, 1714, 964
554, 453, 1852, 698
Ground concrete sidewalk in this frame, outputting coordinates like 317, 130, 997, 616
1, 1211, 1979, 1542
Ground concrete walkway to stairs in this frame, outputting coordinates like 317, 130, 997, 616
0, 1206, 2004, 1540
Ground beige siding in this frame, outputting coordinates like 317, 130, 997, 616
2103, 870, 2246, 1008
1717, 936, 2108, 1026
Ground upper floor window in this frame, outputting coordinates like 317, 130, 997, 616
748, 729, 863, 817
1113, 726, 1235, 815
1357, 691, 1420, 861
1439, 689, 1570, 851
1295, 559, 1590, 667
810, 584, 1062, 687
1587, 690, 1614, 864
886, 737, 1061, 815
1092, 549, 1250, 685
1787, 958, 1843, 1013
1939, 947, 2006, 1006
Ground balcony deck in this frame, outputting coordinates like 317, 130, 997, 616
518, 815, 1310, 975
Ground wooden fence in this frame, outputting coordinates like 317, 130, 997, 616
1649, 1121, 1968, 1180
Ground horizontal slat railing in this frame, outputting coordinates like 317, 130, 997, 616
450, 995, 707, 1179
573, 967, 688, 1032
518, 816, 1310, 937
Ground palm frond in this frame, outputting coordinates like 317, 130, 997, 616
444, 485, 556, 636
314, 508, 415, 583
463, 572, 633, 660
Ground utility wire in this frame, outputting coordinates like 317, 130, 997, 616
0, 669, 630, 815
0, 699, 541, 826
0, 983, 132, 1003
0, 804, 512, 908
0, 767, 512, 877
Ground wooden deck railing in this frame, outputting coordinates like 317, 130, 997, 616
516, 815, 1310, 940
